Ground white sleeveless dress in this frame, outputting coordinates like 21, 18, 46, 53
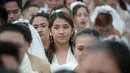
50, 48, 78, 73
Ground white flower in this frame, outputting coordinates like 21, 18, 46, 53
51, 9, 63, 15
13, 18, 30, 25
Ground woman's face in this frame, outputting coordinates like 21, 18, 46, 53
74, 34, 97, 62
106, 0, 117, 9
95, 25, 113, 37
46, 0, 63, 9
79, 50, 121, 73
25, 7, 39, 21
50, 18, 73, 45
32, 16, 49, 41
74, 7, 89, 31
0, 31, 28, 63
66, 0, 76, 6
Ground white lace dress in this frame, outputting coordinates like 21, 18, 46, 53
50, 48, 78, 73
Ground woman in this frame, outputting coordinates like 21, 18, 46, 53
30, 11, 50, 50
73, 28, 100, 62
91, 5, 125, 34
79, 40, 130, 73
0, 23, 51, 73
46, 10, 78, 73
94, 12, 121, 38
70, 1, 92, 33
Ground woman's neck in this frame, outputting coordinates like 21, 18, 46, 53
55, 42, 70, 52
42, 37, 50, 49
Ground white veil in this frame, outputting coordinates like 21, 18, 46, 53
91, 5, 126, 34
13, 19, 48, 61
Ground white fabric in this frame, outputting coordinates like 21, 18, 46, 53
19, 53, 33, 73
91, 5, 126, 34
28, 24, 48, 61
50, 48, 78, 73
40, 3, 48, 13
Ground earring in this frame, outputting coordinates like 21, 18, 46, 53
50, 36, 53, 43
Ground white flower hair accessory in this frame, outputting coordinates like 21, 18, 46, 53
70, 1, 86, 11
51, 9, 63, 15
12, 18, 30, 25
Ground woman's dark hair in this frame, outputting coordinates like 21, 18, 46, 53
54, 69, 76, 73
52, 4, 71, 15
73, 28, 100, 47
0, 6, 8, 26
2, 0, 22, 10
118, 0, 127, 10
95, 12, 113, 27
82, 40, 130, 73
0, 22, 32, 44
47, 11, 74, 63
30, 11, 50, 24
72, 4, 89, 17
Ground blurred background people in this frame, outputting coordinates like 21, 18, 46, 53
78, 40, 130, 73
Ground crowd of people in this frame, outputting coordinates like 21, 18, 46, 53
0, 0, 130, 73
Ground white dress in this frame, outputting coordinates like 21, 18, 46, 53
50, 48, 78, 73
19, 53, 33, 73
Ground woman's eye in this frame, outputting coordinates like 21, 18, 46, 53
78, 48, 83, 51
64, 26, 69, 29
34, 26, 38, 29
54, 26, 59, 29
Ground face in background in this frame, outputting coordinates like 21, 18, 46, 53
95, 25, 113, 37
79, 50, 121, 73
31, 0, 45, 7
46, 0, 64, 9
74, 7, 89, 31
0, 31, 28, 63
24, 7, 39, 21
106, 0, 117, 9
66, 0, 76, 6
32, 16, 49, 41
50, 18, 73, 45
74, 34, 97, 62
4, 1, 22, 22
94, 0, 104, 7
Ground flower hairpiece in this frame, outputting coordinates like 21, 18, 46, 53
34, 10, 45, 16
12, 18, 30, 26
51, 9, 63, 15
70, 1, 86, 11
122, 28, 129, 36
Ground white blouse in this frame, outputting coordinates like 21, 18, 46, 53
50, 48, 78, 73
